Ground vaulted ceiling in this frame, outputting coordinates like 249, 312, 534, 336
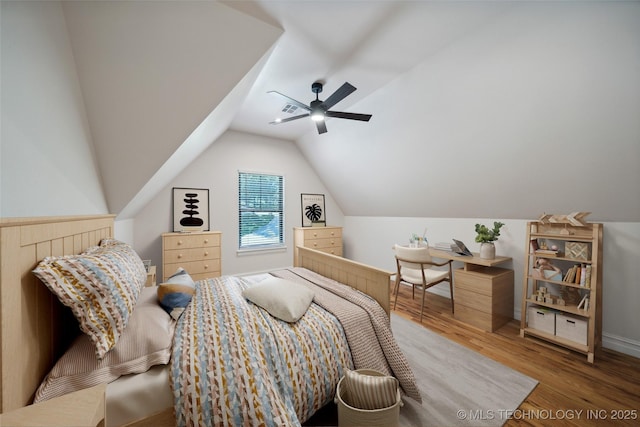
61, 0, 640, 222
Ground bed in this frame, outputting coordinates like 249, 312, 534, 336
0, 215, 419, 426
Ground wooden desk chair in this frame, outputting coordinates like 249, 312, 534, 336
392, 245, 454, 322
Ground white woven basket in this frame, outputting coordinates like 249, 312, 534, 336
335, 369, 402, 427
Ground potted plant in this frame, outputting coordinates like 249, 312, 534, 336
474, 221, 505, 259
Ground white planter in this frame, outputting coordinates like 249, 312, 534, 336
479, 242, 496, 260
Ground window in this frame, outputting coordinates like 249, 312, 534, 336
238, 171, 284, 250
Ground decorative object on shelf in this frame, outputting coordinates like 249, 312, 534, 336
560, 286, 581, 306
474, 221, 505, 259
301, 193, 326, 227
533, 238, 560, 256
565, 241, 590, 261
538, 212, 591, 227
533, 258, 562, 281
172, 187, 210, 232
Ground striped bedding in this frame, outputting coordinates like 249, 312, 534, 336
171, 275, 353, 426
273, 268, 422, 402
171, 268, 422, 426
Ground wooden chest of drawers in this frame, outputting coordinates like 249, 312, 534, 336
453, 266, 514, 332
293, 226, 342, 265
162, 231, 221, 282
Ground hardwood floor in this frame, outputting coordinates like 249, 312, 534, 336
392, 283, 640, 426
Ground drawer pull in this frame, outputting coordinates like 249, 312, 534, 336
204, 251, 209, 256
178, 240, 183, 245
204, 265, 209, 269
313, 232, 317, 237
178, 254, 183, 259
330, 240, 334, 245
204, 239, 209, 244
313, 242, 318, 247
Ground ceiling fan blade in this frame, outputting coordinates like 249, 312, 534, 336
325, 111, 372, 122
321, 82, 356, 109
269, 113, 309, 125
316, 120, 327, 134
267, 91, 311, 111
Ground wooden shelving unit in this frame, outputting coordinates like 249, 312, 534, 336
520, 221, 603, 363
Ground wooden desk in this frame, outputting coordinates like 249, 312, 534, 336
428, 248, 512, 270
429, 248, 514, 332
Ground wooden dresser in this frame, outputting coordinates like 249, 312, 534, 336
162, 231, 221, 281
293, 226, 342, 265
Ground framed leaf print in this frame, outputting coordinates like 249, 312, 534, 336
301, 193, 326, 227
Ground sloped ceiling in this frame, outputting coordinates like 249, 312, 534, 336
61, 0, 639, 222
229, 1, 640, 222
61, 1, 282, 216
296, 1, 640, 222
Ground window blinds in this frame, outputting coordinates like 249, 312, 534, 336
238, 172, 284, 249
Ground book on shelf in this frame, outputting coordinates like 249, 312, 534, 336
530, 238, 539, 253
577, 293, 589, 310
563, 265, 577, 283
579, 264, 587, 287
584, 264, 592, 288
535, 249, 559, 256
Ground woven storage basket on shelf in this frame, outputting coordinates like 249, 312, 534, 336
335, 369, 402, 427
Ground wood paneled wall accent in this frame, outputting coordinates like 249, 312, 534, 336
0, 215, 115, 413
295, 246, 393, 316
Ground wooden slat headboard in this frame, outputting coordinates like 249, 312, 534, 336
0, 215, 115, 413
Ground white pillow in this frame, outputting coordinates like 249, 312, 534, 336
242, 277, 314, 322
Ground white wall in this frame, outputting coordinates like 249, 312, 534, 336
0, 1, 108, 217
344, 216, 640, 358
133, 130, 344, 276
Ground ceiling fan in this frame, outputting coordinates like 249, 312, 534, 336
268, 82, 372, 134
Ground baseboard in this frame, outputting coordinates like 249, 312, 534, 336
602, 333, 640, 359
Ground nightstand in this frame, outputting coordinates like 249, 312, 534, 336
0, 383, 106, 427
145, 265, 157, 287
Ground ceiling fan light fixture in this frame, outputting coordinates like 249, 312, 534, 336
310, 110, 325, 122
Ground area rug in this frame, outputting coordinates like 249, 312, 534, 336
392, 313, 538, 427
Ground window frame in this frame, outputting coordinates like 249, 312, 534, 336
237, 170, 285, 253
